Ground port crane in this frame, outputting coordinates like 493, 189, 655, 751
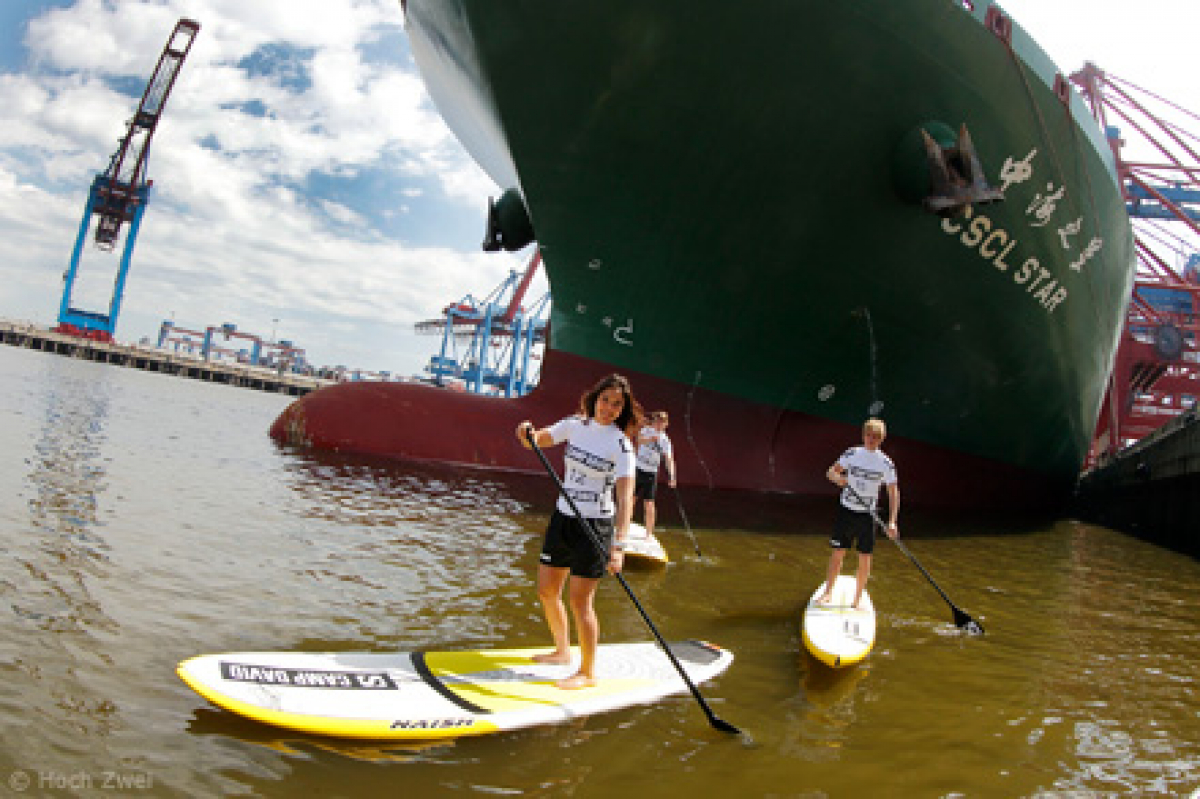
1073, 64, 1200, 459
56, 18, 200, 342
157, 320, 306, 371
414, 250, 548, 396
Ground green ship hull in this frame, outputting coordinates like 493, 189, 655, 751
403, 0, 1133, 500
270, 1, 1135, 512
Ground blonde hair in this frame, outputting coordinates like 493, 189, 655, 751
864, 418, 887, 438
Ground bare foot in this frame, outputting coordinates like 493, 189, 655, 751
555, 672, 596, 690
532, 651, 572, 665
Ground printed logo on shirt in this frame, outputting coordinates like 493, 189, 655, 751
849, 465, 885, 482
565, 443, 616, 473
566, 488, 602, 505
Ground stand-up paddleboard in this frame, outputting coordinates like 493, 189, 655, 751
622, 521, 668, 566
802, 575, 876, 668
177, 640, 731, 740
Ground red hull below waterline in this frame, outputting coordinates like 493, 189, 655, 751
269, 348, 1068, 515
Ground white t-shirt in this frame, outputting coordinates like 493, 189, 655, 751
548, 416, 635, 518
635, 427, 673, 473
836, 446, 897, 512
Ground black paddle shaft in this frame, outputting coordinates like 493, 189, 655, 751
671, 485, 703, 558
841, 483, 985, 635
524, 429, 740, 734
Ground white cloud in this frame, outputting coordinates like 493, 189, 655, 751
5, 0, 1191, 375
0, 0, 525, 375
1000, 0, 1199, 115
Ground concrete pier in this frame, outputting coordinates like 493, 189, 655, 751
0, 319, 331, 397
1073, 407, 1200, 558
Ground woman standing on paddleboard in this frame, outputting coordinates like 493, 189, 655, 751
516, 374, 642, 689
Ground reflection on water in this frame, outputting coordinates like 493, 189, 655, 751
4, 356, 123, 753
22, 362, 114, 620
0, 345, 1198, 798
270, 451, 541, 652
1047, 523, 1200, 795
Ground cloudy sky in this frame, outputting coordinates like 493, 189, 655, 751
0, 0, 1196, 375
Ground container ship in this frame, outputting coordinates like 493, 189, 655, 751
270, 0, 1135, 511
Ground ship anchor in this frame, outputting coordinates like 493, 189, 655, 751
919, 123, 1004, 217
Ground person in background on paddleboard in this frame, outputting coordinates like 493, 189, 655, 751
516, 373, 643, 689
817, 418, 899, 610
634, 410, 677, 539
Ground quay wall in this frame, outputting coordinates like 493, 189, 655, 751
0, 319, 329, 397
1073, 407, 1200, 558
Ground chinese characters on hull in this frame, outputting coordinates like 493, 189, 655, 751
940, 146, 1107, 314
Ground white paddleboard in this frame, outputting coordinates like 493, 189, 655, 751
802, 574, 876, 668
622, 521, 668, 566
178, 640, 732, 740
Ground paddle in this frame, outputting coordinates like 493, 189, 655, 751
842, 483, 985, 635
524, 429, 741, 735
671, 484, 703, 558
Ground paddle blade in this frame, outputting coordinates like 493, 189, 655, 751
953, 607, 985, 635
709, 714, 742, 735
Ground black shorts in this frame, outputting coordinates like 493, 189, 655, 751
540, 509, 614, 578
634, 469, 658, 500
830, 504, 877, 554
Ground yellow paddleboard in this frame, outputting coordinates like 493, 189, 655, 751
623, 521, 669, 567
178, 640, 731, 740
801, 575, 876, 668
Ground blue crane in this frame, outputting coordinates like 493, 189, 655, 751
414, 251, 548, 397
56, 18, 200, 342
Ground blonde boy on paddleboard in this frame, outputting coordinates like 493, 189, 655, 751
818, 418, 900, 610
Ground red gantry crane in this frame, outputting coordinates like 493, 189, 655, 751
1073, 64, 1200, 462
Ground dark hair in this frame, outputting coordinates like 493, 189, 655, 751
579, 373, 643, 438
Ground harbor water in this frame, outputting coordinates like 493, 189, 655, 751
1, 343, 1197, 798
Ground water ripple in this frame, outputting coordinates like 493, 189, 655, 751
1, 347, 1198, 797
